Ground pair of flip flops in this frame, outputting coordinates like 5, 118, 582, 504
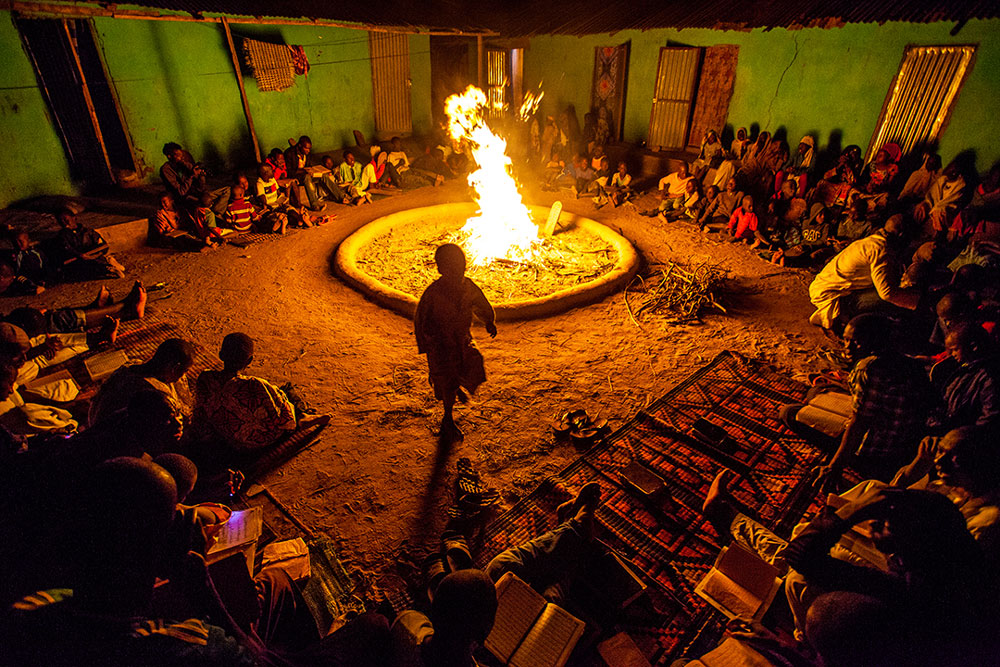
552, 409, 609, 447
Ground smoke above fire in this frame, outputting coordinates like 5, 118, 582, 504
444, 86, 540, 266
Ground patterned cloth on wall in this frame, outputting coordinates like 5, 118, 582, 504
243, 38, 305, 92
591, 43, 630, 142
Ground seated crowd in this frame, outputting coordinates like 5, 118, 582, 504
3, 112, 1000, 666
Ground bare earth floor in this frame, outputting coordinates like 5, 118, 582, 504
5, 180, 838, 603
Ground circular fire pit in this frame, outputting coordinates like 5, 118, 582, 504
335, 202, 640, 320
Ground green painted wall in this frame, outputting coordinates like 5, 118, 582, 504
525, 19, 1000, 171
0, 11, 78, 207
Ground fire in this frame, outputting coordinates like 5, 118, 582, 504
444, 86, 540, 265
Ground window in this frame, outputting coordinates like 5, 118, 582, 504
868, 45, 975, 159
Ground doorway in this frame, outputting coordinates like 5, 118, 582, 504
16, 17, 136, 186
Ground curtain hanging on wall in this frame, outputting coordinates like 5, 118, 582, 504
590, 43, 629, 143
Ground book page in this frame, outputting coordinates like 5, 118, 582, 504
794, 405, 849, 437
207, 506, 263, 555
697, 570, 761, 620
700, 637, 775, 667
485, 574, 548, 663
509, 604, 584, 667
716, 545, 779, 602
808, 391, 854, 417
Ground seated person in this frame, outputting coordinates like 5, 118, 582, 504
949, 164, 1000, 243
691, 129, 724, 179
606, 161, 633, 207
541, 147, 571, 191
570, 154, 596, 198
808, 214, 920, 335
726, 195, 762, 245
391, 569, 497, 667
855, 142, 901, 210
361, 151, 402, 192
788, 314, 933, 487
899, 153, 941, 204
410, 147, 451, 188
913, 162, 967, 233
193, 333, 329, 451
54, 208, 126, 279
0, 260, 43, 296
702, 469, 991, 653
89, 337, 195, 427
149, 192, 205, 250
336, 150, 368, 204
5, 456, 392, 667
812, 145, 863, 209
484, 482, 603, 602
387, 136, 410, 174
772, 202, 833, 268
647, 162, 694, 215
160, 141, 229, 216
927, 321, 1000, 433
283, 135, 325, 211
8, 229, 49, 289
660, 178, 701, 223
775, 135, 815, 197
833, 198, 873, 248
185, 192, 227, 246
697, 177, 743, 232
222, 183, 261, 233
255, 163, 303, 233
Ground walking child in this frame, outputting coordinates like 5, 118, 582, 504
414, 244, 497, 442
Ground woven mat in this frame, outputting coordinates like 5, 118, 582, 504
243, 38, 294, 92
474, 351, 828, 665
300, 538, 365, 633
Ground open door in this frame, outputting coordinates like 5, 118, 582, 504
16, 17, 136, 185
647, 46, 701, 151
687, 45, 739, 148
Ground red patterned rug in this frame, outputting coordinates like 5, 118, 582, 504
474, 351, 828, 665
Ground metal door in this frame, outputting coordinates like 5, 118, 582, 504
370, 32, 412, 136
647, 47, 700, 151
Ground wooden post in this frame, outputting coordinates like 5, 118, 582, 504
62, 19, 114, 183
477, 35, 484, 89
221, 17, 261, 163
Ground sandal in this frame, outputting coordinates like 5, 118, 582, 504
441, 531, 473, 571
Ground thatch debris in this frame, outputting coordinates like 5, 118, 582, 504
625, 261, 729, 325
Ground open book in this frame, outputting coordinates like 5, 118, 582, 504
695, 544, 782, 621
794, 390, 853, 437
485, 573, 585, 667
206, 506, 263, 573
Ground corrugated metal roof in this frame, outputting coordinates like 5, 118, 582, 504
10, 0, 1000, 34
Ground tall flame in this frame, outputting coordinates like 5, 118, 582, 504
444, 86, 539, 265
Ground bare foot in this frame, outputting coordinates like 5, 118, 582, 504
124, 281, 147, 320
455, 387, 469, 404
107, 255, 126, 278
702, 469, 736, 516
557, 481, 602, 523
92, 285, 112, 308
99, 316, 120, 346
300, 413, 332, 428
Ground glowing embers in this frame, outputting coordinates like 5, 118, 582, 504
444, 86, 540, 266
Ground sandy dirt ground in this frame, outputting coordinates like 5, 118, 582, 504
6, 179, 839, 602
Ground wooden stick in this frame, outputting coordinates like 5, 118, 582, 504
221, 17, 261, 164
6, 2, 497, 35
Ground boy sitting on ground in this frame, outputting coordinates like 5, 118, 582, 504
644, 162, 694, 217
193, 332, 330, 451
55, 208, 126, 279
415, 244, 497, 442
149, 192, 204, 251
336, 151, 368, 205
728, 195, 763, 246
607, 161, 634, 207
223, 183, 261, 233
9, 230, 48, 289
186, 192, 226, 247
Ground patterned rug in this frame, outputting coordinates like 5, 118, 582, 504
474, 351, 827, 665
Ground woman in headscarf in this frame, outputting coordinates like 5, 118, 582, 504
730, 127, 750, 160
743, 131, 772, 170
692, 129, 724, 179
858, 142, 901, 209
813, 145, 864, 208
776, 136, 815, 197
